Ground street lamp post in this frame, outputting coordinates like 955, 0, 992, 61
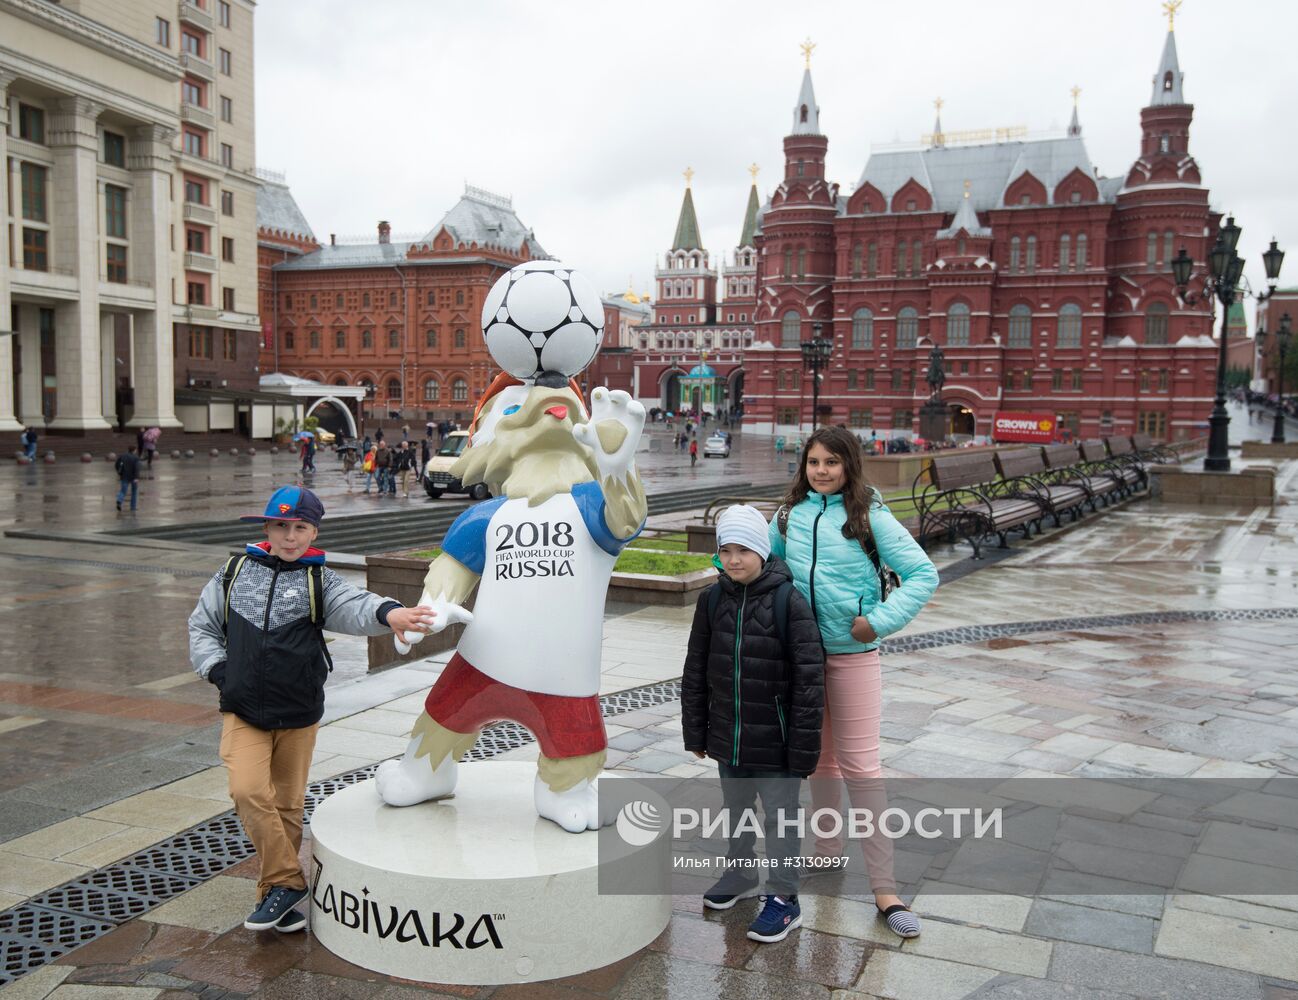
800, 322, 833, 432
1172, 220, 1285, 471
1256, 312, 1293, 444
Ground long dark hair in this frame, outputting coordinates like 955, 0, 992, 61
782, 426, 878, 541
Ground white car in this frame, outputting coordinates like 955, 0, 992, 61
703, 434, 731, 458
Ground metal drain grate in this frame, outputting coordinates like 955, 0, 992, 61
31, 868, 199, 924
0, 906, 114, 983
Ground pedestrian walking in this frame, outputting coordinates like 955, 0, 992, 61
770, 425, 938, 940
361, 445, 378, 493
689, 435, 699, 467
142, 426, 161, 473
420, 437, 431, 479
340, 445, 357, 490
393, 440, 416, 497
374, 427, 385, 446
374, 442, 392, 495
362, 434, 372, 456
682, 505, 824, 943
188, 486, 436, 934
20, 426, 38, 461
114, 445, 140, 512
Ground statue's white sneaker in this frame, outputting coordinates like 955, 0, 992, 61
534, 776, 600, 833
375, 753, 457, 807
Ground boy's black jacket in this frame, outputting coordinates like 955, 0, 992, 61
681, 556, 826, 776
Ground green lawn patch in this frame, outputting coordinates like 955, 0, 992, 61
406, 549, 441, 560
614, 549, 715, 576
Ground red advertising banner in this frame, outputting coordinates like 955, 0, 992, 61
993, 411, 1057, 443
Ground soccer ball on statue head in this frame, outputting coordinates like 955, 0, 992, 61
482, 260, 604, 384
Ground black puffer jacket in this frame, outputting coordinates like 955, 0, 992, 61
681, 556, 825, 776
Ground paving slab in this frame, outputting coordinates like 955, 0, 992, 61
1048, 941, 1264, 999
139, 876, 254, 935
855, 951, 1002, 1000
1024, 898, 1157, 953
1156, 906, 1298, 981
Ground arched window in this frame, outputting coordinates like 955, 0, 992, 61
684, 279, 693, 297
425, 328, 438, 349
896, 240, 908, 277
1009, 235, 1021, 273
389, 291, 397, 307
896, 307, 919, 349
1057, 303, 1082, 348
913, 242, 923, 275
781, 310, 801, 347
1025, 235, 1037, 273
361, 329, 373, 349
851, 308, 874, 349
1159, 131, 1170, 153
1008, 304, 1032, 347
451, 378, 468, 403
797, 249, 806, 279
423, 378, 440, 401
427, 290, 435, 306
1144, 302, 1169, 345
946, 302, 970, 346
310, 294, 317, 310
386, 377, 402, 400
851, 243, 863, 279
335, 293, 343, 308
1147, 232, 1159, 268
867, 241, 878, 277
454, 328, 466, 349
800, 104, 808, 123
362, 292, 370, 308
1075, 233, 1088, 269
455, 290, 464, 305
1163, 230, 1175, 271
783, 248, 793, 277
333, 376, 347, 386
1059, 234, 1071, 272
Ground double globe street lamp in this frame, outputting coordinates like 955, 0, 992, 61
1172, 218, 1285, 472
1255, 313, 1293, 444
801, 322, 834, 432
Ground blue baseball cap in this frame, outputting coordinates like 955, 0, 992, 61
240, 485, 325, 527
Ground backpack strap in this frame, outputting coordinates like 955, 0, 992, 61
220, 555, 249, 634
308, 563, 333, 673
861, 508, 883, 574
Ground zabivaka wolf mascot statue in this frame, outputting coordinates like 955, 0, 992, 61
376, 261, 647, 833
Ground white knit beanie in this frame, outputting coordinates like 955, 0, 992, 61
716, 504, 771, 560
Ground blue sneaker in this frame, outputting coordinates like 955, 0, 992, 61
244, 886, 308, 931
703, 873, 759, 911
746, 894, 801, 943
275, 907, 307, 934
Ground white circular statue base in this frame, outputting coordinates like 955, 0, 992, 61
308, 762, 670, 985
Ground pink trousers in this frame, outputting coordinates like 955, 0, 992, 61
809, 650, 897, 893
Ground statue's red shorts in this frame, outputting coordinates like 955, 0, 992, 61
424, 652, 607, 759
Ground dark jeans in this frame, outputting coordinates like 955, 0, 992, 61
717, 763, 803, 896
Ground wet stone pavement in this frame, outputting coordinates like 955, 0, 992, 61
1, 422, 1297, 997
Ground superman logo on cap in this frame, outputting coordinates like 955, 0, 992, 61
278, 503, 292, 514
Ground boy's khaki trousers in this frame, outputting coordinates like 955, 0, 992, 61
219, 713, 319, 899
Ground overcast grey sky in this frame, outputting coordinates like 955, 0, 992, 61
255, 0, 1297, 316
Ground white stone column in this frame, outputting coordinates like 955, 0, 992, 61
126, 124, 180, 428
0, 71, 22, 431
100, 313, 117, 427
47, 97, 111, 430
16, 304, 43, 426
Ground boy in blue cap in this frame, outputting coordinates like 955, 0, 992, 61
188, 485, 436, 933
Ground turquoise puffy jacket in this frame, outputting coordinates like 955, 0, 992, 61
768, 492, 939, 654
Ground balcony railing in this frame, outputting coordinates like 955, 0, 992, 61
179, 51, 214, 81
184, 251, 217, 272
180, 102, 214, 129
182, 202, 216, 224
178, 1, 214, 31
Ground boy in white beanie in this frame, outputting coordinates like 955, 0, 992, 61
681, 504, 825, 943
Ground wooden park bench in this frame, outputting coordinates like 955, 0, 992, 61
914, 451, 1044, 558
1079, 439, 1141, 499
1131, 432, 1178, 464
993, 448, 1090, 528
1040, 443, 1124, 509
1102, 437, 1149, 493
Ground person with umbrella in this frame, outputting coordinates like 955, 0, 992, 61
142, 426, 162, 474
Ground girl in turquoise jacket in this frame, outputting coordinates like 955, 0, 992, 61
768, 426, 938, 939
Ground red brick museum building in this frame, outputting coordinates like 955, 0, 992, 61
632, 21, 1222, 442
